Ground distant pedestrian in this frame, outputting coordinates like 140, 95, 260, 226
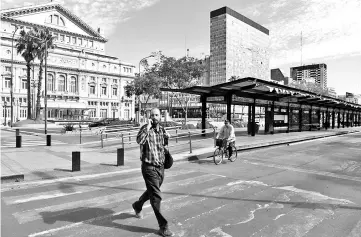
132, 107, 174, 237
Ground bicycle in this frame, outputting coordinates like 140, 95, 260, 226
213, 139, 238, 165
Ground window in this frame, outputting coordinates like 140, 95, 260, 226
89, 109, 96, 117
60, 34, 64, 41
23, 98, 26, 103
70, 76, 77, 93
90, 41, 94, 47
47, 74, 54, 91
113, 79, 117, 83
66, 36, 70, 43
101, 87, 107, 95
5, 66, 11, 72
20, 109, 27, 118
58, 75, 65, 92
72, 37, 76, 44
89, 85, 95, 94
22, 68, 27, 75
90, 76, 95, 82
100, 109, 107, 118
79, 38, 82, 45
102, 78, 106, 83
5, 78, 10, 88
21, 79, 27, 89
112, 87, 117, 96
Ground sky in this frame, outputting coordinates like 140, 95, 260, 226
2, 0, 361, 95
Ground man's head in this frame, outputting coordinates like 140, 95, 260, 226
150, 108, 161, 126
224, 120, 230, 128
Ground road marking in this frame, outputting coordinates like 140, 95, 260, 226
27, 173, 226, 237
273, 214, 286, 220
347, 219, 361, 237
209, 227, 233, 237
1, 168, 140, 192
243, 159, 361, 183
3, 169, 194, 205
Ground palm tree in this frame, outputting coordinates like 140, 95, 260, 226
16, 29, 38, 119
32, 27, 55, 120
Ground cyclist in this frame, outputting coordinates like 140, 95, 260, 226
216, 120, 236, 158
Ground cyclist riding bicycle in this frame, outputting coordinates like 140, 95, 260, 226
216, 120, 236, 158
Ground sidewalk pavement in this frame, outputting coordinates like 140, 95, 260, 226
1, 126, 360, 183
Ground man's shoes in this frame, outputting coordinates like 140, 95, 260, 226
132, 203, 143, 219
158, 227, 174, 237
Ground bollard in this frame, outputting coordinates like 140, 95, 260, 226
16, 135, 22, 148
213, 128, 216, 148
176, 129, 178, 143
189, 132, 192, 154
101, 133, 104, 148
129, 132, 131, 141
72, 151, 81, 172
16, 129, 20, 136
46, 135, 51, 146
117, 148, 124, 166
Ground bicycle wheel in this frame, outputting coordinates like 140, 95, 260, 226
213, 148, 223, 165
228, 145, 238, 162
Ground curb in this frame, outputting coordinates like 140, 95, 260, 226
173, 130, 360, 163
1, 174, 24, 183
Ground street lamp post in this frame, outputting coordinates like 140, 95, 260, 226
44, 41, 48, 134
4, 101, 8, 126
10, 25, 22, 127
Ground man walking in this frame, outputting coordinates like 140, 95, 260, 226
133, 108, 174, 237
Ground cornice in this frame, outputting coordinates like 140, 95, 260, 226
1, 3, 106, 41
1, 16, 107, 43
1, 58, 135, 79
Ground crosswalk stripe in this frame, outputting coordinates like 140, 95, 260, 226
13, 172, 220, 224
3, 169, 195, 205
27, 172, 226, 237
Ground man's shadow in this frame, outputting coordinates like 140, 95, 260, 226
39, 207, 157, 234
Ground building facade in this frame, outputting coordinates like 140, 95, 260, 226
1, 2, 135, 125
210, 6, 270, 85
290, 64, 327, 90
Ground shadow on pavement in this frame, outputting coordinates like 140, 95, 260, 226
100, 163, 118, 167
53, 168, 73, 172
39, 207, 157, 234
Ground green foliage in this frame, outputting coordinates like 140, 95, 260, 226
288, 80, 329, 96
63, 123, 74, 131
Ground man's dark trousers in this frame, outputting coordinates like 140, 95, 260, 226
133, 164, 168, 228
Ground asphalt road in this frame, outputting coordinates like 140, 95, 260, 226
1, 132, 361, 237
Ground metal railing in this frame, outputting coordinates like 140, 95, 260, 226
99, 125, 218, 154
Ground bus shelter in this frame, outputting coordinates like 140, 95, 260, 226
161, 77, 361, 136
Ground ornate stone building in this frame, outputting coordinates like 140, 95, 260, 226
1, 2, 135, 124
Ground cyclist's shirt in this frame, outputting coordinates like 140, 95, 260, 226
217, 125, 236, 142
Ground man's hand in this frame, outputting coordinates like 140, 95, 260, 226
147, 119, 152, 131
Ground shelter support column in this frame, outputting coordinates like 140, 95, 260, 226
265, 102, 274, 135
317, 109, 321, 130
201, 95, 207, 137
299, 105, 303, 132
251, 98, 256, 136
332, 108, 335, 129
287, 102, 290, 133
347, 111, 349, 127
225, 93, 232, 123
309, 106, 312, 131
325, 107, 329, 130
351, 111, 354, 127
337, 110, 341, 128
342, 111, 345, 128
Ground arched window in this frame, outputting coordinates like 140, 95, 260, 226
58, 75, 65, 92
47, 74, 54, 91
70, 76, 77, 93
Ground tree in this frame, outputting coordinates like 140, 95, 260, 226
154, 55, 206, 123
16, 29, 38, 119
32, 27, 55, 120
124, 71, 162, 120
288, 79, 329, 96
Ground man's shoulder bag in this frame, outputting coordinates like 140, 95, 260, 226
164, 147, 173, 169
